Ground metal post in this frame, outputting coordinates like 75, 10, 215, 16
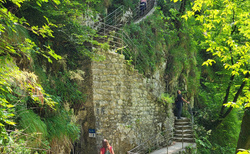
182, 126, 184, 149
135, 48, 137, 68
115, 10, 116, 26
122, 32, 124, 55
104, 21, 106, 36
167, 143, 168, 154
167, 133, 169, 154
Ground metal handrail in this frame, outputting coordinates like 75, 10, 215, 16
187, 104, 194, 128
179, 103, 195, 149
132, 0, 156, 21
103, 0, 156, 26
96, 21, 146, 63
105, 10, 124, 22
103, 5, 124, 21
127, 128, 173, 154
103, 5, 125, 26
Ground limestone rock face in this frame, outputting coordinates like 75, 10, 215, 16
75, 52, 174, 154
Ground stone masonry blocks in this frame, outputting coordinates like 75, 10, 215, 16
83, 52, 174, 154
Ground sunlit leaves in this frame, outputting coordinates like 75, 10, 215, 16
0, 64, 17, 139
8, 0, 25, 7
52, 0, 60, 5
224, 102, 241, 108
171, 0, 179, 3
42, 45, 62, 63
179, 0, 250, 113
0, 0, 61, 139
237, 150, 250, 154
202, 59, 216, 66
182, 11, 194, 21
190, 0, 250, 77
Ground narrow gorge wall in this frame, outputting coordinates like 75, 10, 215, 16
75, 52, 174, 154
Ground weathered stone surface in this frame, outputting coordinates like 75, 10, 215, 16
76, 52, 174, 154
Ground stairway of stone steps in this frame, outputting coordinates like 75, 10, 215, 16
174, 117, 195, 143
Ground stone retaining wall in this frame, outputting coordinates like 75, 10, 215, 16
76, 52, 174, 154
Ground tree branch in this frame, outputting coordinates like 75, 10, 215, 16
179, 0, 187, 15
219, 51, 235, 117
212, 72, 250, 129
219, 74, 235, 117
221, 72, 250, 118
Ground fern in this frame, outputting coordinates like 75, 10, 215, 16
44, 109, 80, 142
17, 109, 48, 148
18, 109, 47, 137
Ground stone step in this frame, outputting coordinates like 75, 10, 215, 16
174, 133, 194, 138
175, 125, 192, 130
174, 137, 195, 143
175, 117, 190, 122
175, 129, 194, 134
175, 121, 191, 125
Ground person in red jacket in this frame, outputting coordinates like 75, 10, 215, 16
100, 139, 115, 154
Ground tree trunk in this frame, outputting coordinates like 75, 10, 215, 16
236, 108, 250, 152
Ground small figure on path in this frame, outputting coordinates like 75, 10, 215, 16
175, 90, 190, 119
140, 0, 147, 16
100, 139, 115, 154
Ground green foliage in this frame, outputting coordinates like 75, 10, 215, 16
194, 125, 212, 154
1, 130, 33, 154
33, 63, 86, 105
157, 0, 182, 17
0, 63, 20, 139
44, 109, 80, 142
160, 93, 174, 105
183, 0, 250, 107
108, 0, 138, 14
122, 13, 166, 75
175, 0, 250, 151
0, 129, 50, 153
1, 0, 87, 151
194, 79, 243, 152
18, 109, 47, 139
209, 110, 241, 153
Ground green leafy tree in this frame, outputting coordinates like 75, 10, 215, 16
182, 0, 250, 151
183, 0, 250, 125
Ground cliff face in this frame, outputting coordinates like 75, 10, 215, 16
0, 1, 200, 153
73, 51, 174, 154
71, 4, 200, 153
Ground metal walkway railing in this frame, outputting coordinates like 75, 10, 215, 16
94, 0, 157, 74
102, 0, 156, 27
95, 22, 148, 72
